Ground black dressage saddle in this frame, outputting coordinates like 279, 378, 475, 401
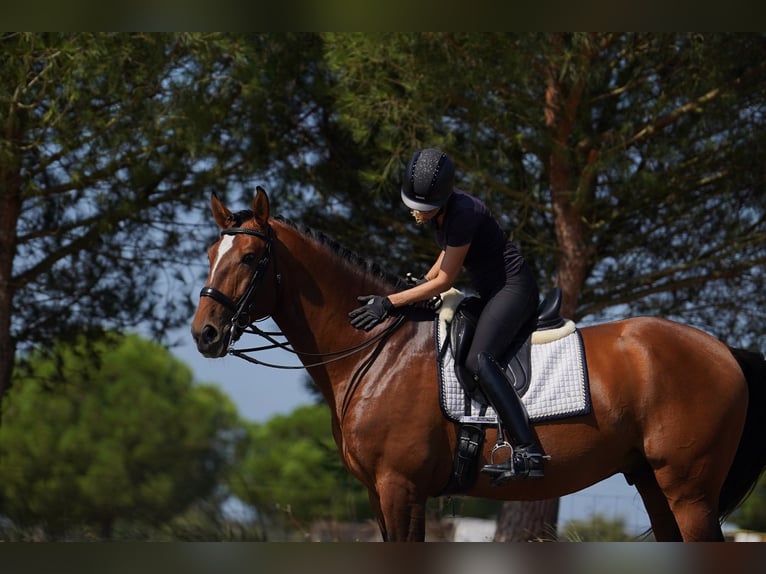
446, 287, 565, 404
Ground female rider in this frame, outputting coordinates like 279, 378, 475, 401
348, 148, 545, 483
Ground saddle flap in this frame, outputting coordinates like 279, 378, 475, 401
506, 336, 532, 396
446, 288, 565, 402
448, 298, 484, 402
449, 297, 483, 366
448, 297, 533, 402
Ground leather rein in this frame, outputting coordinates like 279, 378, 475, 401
199, 224, 405, 370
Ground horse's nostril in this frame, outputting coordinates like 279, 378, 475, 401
201, 324, 219, 345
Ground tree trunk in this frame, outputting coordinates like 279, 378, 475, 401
0, 112, 23, 414
100, 516, 114, 540
494, 33, 594, 543
494, 499, 560, 541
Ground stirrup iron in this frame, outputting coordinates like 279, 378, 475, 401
489, 439, 513, 465
481, 421, 548, 484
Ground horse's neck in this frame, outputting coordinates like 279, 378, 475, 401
269, 222, 396, 408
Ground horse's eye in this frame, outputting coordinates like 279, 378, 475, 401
241, 253, 257, 265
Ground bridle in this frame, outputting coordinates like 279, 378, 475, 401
199, 225, 275, 344
199, 223, 405, 370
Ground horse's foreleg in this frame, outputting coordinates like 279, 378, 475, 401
373, 474, 427, 541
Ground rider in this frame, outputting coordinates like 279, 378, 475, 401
348, 148, 545, 482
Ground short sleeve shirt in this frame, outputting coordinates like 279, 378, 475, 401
433, 190, 524, 298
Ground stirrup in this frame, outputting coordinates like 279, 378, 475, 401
481, 448, 548, 485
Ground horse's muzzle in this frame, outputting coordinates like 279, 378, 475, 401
191, 322, 230, 358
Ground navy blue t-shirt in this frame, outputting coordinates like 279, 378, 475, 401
432, 190, 524, 299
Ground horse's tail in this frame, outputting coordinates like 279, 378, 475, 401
718, 346, 766, 520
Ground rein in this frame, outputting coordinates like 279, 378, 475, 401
229, 315, 405, 370
200, 222, 407, 370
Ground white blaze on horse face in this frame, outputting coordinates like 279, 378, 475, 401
209, 234, 235, 284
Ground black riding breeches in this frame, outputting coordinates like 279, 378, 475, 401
464, 263, 539, 376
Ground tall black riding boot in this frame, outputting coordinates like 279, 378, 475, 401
475, 352, 546, 482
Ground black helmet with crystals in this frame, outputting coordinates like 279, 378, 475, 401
400, 148, 455, 211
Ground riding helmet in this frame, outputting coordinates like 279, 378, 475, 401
401, 148, 455, 211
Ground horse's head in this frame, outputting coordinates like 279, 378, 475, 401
191, 186, 277, 357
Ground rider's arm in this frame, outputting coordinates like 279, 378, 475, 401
424, 251, 445, 281
388, 244, 470, 308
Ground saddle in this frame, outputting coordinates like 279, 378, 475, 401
446, 287, 565, 405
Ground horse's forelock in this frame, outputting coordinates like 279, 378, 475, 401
226, 209, 255, 227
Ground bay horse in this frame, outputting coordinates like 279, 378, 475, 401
191, 188, 766, 541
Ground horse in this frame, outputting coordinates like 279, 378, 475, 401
191, 187, 766, 541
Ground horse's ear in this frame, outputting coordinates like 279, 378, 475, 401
253, 186, 270, 224
211, 192, 232, 229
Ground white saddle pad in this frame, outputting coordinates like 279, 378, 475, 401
435, 292, 591, 424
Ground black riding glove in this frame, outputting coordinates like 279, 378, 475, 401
348, 295, 394, 331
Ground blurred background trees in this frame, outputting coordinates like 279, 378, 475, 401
731, 474, 766, 533
560, 514, 636, 542
0, 333, 243, 540
228, 404, 373, 534
1, 32, 765, 541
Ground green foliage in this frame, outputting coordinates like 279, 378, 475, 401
0, 333, 245, 539
112, 500, 267, 542
560, 514, 636, 542
731, 472, 766, 532
4, 33, 231, 346
320, 33, 766, 346
229, 404, 372, 532
4, 32, 766, 540
1, 33, 344, 400
317, 33, 766, 540
7, 33, 764, 386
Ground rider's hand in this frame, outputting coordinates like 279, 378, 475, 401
348, 295, 394, 331
404, 273, 442, 311
405, 272, 428, 287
